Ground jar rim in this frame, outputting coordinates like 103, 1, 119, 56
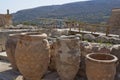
86, 53, 118, 63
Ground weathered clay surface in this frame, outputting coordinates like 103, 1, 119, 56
15, 33, 50, 80
5, 34, 20, 70
86, 53, 118, 80
110, 45, 120, 80
55, 36, 81, 80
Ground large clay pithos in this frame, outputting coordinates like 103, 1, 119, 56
86, 53, 118, 80
15, 33, 50, 80
5, 32, 41, 71
5, 33, 23, 71
110, 45, 120, 80
55, 36, 81, 80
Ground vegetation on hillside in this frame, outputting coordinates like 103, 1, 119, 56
12, 0, 120, 24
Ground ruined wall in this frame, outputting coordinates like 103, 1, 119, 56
109, 8, 120, 35
0, 14, 12, 27
0, 30, 30, 51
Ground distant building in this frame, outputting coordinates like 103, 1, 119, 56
0, 9, 12, 27
109, 8, 120, 26
109, 8, 120, 35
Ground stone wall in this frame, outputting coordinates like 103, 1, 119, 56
0, 28, 45, 51
109, 8, 120, 35
0, 31, 19, 51
0, 12, 12, 27
0, 30, 35, 51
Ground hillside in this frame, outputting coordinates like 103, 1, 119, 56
12, 0, 120, 23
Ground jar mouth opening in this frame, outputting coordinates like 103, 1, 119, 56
86, 53, 118, 63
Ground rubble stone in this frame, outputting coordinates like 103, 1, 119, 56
83, 34, 95, 42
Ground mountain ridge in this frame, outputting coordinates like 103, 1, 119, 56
12, 0, 120, 23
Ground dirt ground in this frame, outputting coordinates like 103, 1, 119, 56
0, 51, 60, 80
0, 60, 61, 80
0, 52, 84, 80
0, 60, 22, 80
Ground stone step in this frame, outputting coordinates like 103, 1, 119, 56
0, 52, 8, 61
0, 61, 21, 80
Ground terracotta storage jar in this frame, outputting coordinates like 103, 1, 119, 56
110, 45, 120, 80
55, 36, 81, 80
5, 32, 42, 71
86, 53, 118, 80
15, 33, 50, 80
5, 33, 24, 71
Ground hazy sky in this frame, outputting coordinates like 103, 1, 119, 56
0, 0, 89, 14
